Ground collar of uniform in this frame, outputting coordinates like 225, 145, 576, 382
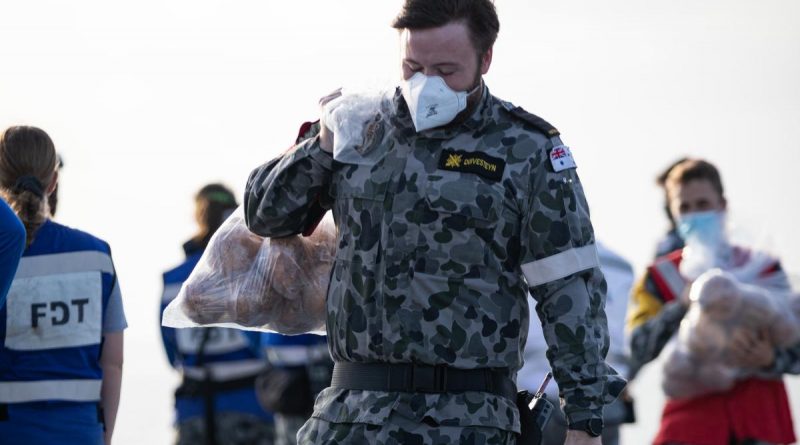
394, 83, 495, 140
182, 238, 204, 257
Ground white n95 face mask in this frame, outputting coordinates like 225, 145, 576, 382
400, 72, 480, 132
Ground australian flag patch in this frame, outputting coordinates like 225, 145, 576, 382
549, 145, 577, 172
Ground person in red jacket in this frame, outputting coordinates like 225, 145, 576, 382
627, 158, 798, 445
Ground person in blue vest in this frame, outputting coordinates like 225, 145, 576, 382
160, 183, 274, 445
0, 125, 126, 445
0, 197, 25, 307
258, 333, 331, 445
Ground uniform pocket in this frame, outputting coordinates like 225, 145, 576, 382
326, 260, 381, 361
400, 269, 520, 370
424, 179, 501, 227
332, 162, 389, 265
417, 176, 504, 274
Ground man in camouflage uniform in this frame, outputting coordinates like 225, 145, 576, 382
244, 1, 624, 444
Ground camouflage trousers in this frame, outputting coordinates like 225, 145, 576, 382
176, 412, 275, 445
296, 412, 515, 445
275, 414, 308, 445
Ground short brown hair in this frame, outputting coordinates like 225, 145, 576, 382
656, 157, 688, 188
392, 0, 500, 55
666, 159, 725, 199
656, 157, 688, 224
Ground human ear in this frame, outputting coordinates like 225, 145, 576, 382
46, 170, 59, 195
480, 46, 493, 75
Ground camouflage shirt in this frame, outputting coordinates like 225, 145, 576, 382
245, 86, 624, 433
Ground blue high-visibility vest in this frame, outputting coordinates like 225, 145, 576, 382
0, 220, 121, 445
261, 332, 328, 367
160, 242, 272, 423
0, 198, 25, 307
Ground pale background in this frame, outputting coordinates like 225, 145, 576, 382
1, 0, 799, 443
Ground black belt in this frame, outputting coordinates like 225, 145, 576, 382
176, 374, 258, 398
331, 362, 516, 400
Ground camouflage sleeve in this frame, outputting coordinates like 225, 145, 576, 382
755, 265, 800, 377
628, 300, 687, 377
763, 342, 800, 375
520, 147, 625, 426
625, 272, 687, 377
244, 132, 333, 238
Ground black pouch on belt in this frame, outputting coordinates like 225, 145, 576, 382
517, 372, 556, 445
516, 390, 543, 445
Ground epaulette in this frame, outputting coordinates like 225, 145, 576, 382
295, 120, 321, 144
501, 102, 560, 137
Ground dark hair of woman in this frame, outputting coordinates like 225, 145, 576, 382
192, 183, 238, 249
0, 126, 58, 247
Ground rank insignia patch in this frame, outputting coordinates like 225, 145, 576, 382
438, 149, 505, 181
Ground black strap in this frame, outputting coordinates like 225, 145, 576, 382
195, 329, 217, 445
176, 373, 260, 397
96, 403, 106, 431
14, 175, 45, 199
0, 404, 7, 421
505, 105, 560, 137
331, 362, 516, 400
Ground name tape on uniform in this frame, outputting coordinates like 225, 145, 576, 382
5, 271, 103, 351
438, 149, 505, 181
549, 145, 577, 172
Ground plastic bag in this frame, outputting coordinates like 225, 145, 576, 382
162, 207, 335, 335
662, 269, 800, 399
322, 87, 393, 165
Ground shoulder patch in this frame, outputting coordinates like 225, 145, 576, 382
549, 145, 577, 172
503, 104, 560, 137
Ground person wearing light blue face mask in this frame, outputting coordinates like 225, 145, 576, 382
627, 159, 799, 445
673, 177, 731, 278
672, 167, 728, 249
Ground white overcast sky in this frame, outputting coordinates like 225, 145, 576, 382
1, 1, 799, 443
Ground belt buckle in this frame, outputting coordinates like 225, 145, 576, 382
411, 365, 447, 393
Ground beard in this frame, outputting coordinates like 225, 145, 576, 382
452, 62, 485, 125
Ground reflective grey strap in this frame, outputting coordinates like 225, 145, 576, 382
0, 379, 102, 403
653, 260, 686, 300
14, 251, 114, 278
266, 344, 330, 366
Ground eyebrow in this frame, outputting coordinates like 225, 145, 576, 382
403, 58, 461, 69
